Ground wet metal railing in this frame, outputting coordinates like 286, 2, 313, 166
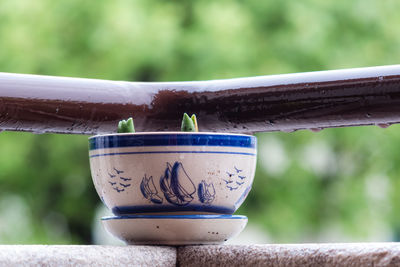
1, 65, 400, 135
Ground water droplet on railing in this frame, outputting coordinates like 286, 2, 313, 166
376, 123, 390, 129
310, 128, 322, 133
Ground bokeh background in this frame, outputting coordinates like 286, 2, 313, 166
1, 0, 400, 244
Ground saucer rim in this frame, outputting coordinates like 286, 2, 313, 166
101, 214, 248, 220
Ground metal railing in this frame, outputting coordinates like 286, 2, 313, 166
1, 65, 400, 134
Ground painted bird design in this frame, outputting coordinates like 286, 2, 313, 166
113, 167, 124, 174
227, 185, 239, 191
234, 166, 243, 173
224, 165, 247, 190
108, 167, 133, 193
113, 187, 125, 193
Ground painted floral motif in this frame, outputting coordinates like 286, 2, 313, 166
140, 174, 163, 204
139, 161, 225, 206
198, 180, 216, 204
160, 162, 196, 206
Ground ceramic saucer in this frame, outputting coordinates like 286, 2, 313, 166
101, 214, 247, 245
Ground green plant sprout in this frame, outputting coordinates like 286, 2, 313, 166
117, 117, 135, 133
181, 113, 198, 132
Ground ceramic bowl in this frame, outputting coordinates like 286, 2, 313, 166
102, 214, 248, 245
89, 132, 257, 215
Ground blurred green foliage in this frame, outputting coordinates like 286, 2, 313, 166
1, 0, 400, 244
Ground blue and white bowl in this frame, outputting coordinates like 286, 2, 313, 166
102, 214, 248, 245
89, 132, 257, 215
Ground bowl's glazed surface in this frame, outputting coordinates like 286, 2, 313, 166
89, 132, 257, 215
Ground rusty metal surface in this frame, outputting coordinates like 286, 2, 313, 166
1, 65, 400, 135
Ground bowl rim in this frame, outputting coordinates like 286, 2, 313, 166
89, 131, 255, 140
101, 214, 248, 220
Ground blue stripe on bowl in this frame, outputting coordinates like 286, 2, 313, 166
89, 133, 256, 150
111, 204, 236, 215
90, 150, 256, 158
101, 214, 248, 220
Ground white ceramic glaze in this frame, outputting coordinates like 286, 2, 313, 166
89, 132, 257, 215
102, 214, 248, 245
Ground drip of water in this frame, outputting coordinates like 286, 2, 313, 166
310, 128, 322, 133
376, 123, 390, 129
32, 130, 46, 135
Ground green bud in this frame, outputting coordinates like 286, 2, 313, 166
117, 117, 135, 133
181, 113, 196, 132
191, 114, 198, 132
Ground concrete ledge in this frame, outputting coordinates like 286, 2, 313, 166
178, 243, 400, 267
2, 243, 400, 266
0, 245, 176, 267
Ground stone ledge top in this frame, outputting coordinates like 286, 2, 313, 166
178, 243, 400, 267
2, 243, 400, 267
0, 245, 176, 267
